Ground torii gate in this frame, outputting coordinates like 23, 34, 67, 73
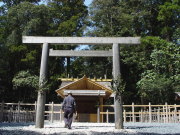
22, 36, 140, 129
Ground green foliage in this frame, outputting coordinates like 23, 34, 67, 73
2, 0, 40, 8
47, 0, 88, 36
89, 0, 134, 36
171, 74, 180, 92
0, 0, 179, 104
12, 70, 38, 89
70, 56, 112, 78
12, 70, 39, 102
111, 75, 126, 95
137, 70, 175, 104
157, 0, 180, 40
111, 75, 126, 102
0, 0, 88, 102
89, 0, 179, 40
136, 37, 179, 104
6, 2, 51, 38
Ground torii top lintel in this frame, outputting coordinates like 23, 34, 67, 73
22, 36, 140, 45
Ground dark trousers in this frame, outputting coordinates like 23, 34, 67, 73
64, 108, 74, 128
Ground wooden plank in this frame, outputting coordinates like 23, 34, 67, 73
124, 109, 126, 123
149, 102, 152, 123
101, 105, 180, 107
64, 90, 106, 96
132, 102, 135, 122
97, 106, 100, 123
51, 102, 54, 123
165, 102, 168, 123
22, 36, 141, 44
49, 49, 113, 57
106, 109, 109, 123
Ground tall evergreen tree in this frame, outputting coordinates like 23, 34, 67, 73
47, 0, 88, 79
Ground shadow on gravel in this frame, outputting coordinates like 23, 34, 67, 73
73, 125, 114, 129
1, 129, 180, 135
134, 133, 180, 135
52, 132, 180, 135
126, 126, 154, 129
0, 122, 35, 127
0, 129, 41, 135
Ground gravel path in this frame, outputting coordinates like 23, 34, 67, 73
0, 121, 180, 135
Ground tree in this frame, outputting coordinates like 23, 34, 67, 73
136, 37, 180, 104
89, 0, 134, 37
157, 0, 180, 41
1, 0, 40, 8
47, 0, 88, 77
0, 0, 88, 111
47, 0, 88, 36
12, 70, 39, 102
0, 2, 52, 102
137, 70, 175, 104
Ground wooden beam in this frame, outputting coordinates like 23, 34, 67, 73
59, 78, 112, 82
22, 36, 140, 45
49, 49, 112, 57
64, 90, 106, 96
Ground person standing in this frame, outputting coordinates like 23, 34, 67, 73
62, 91, 76, 129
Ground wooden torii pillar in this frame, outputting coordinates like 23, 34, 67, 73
22, 36, 140, 129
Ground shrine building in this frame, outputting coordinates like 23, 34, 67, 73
56, 75, 113, 122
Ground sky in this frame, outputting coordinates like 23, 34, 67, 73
84, 0, 93, 6
0, 0, 93, 7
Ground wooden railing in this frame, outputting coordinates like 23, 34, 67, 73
0, 102, 180, 123
97, 103, 180, 123
0, 101, 63, 123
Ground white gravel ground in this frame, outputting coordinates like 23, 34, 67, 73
0, 121, 180, 135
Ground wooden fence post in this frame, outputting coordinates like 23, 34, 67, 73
18, 101, 20, 123
97, 105, 100, 123
153, 108, 156, 122
25, 109, 28, 123
8, 107, 13, 123
144, 110, 146, 122
106, 109, 109, 123
157, 109, 160, 123
162, 106, 165, 123
123, 109, 126, 123
51, 101, 54, 123
178, 110, 180, 123
60, 104, 63, 122
132, 102, 135, 123
140, 109, 143, 122
0, 101, 4, 122
165, 102, 168, 123
34, 101, 37, 122
149, 102, 152, 123
35, 101, 37, 112
168, 107, 171, 122
174, 104, 177, 123
60, 107, 62, 122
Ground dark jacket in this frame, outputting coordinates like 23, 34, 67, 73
62, 95, 76, 112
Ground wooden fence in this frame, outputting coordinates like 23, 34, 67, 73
0, 101, 64, 123
98, 103, 180, 123
0, 102, 180, 123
